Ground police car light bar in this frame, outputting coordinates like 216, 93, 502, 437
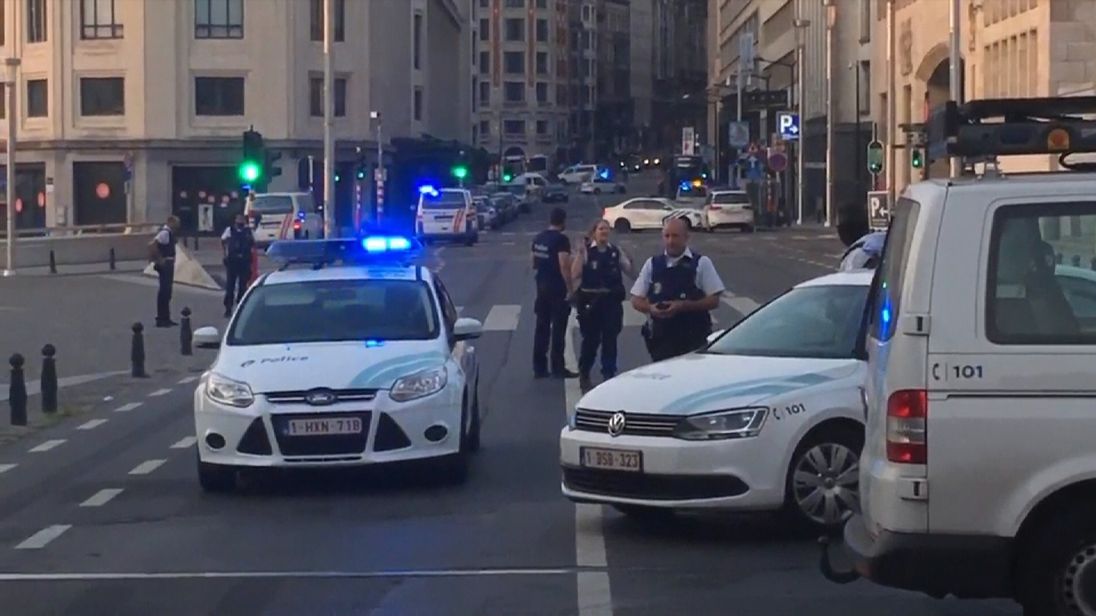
928, 96, 1096, 161
266, 236, 422, 266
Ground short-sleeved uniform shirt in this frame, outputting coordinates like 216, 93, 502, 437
532, 229, 571, 297
629, 248, 726, 299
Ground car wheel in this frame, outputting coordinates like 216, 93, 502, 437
613, 505, 676, 522
439, 396, 472, 484
467, 378, 482, 453
197, 454, 237, 493
1018, 501, 1096, 616
594, 188, 602, 195
784, 425, 863, 533
614, 219, 632, 233
742, 224, 755, 233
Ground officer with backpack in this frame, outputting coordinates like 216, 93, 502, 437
631, 218, 725, 361
221, 213, 256, 317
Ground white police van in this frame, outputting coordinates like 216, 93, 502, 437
245, 192, 323, 244
825, 96, 1096, 616
190, 235, 484, 491
415, 186, 479, 246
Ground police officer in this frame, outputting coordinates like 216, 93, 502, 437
221, 213, 256, 317
631, 217, 725, 361
571, 220, 633, 391
148, 215, 181, 328
531, 207, 577, 379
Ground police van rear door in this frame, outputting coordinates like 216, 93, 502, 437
419, 189, 470, 236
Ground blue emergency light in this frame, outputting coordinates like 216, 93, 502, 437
267, 234, 421, 267
679, 181, 691, 191
598, 169, 610, 180
419, 185, 440, 197
363, 235, 412, 253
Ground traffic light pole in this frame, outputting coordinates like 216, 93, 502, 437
321, 0, 336, 238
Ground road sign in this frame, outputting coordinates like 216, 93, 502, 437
777, 112, 800, 141
682, 127, 696, 156
739, 32, 755, 75
867, 140, 885, 175
768, 150, 788, 172
867, 190, 891, 230
728, 122, 749, 149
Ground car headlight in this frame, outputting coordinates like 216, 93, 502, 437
390, 366, 448, 402
205, 373, 254, 408
673, 407, 768, 440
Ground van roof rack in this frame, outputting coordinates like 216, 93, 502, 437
928, 96, 1096, 170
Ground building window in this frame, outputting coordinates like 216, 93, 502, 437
195, 0, 243, 39
479, 81, 490, 105
536, 19, 548, 42
504, 51, 524, 74
27, 0, 46, 43
536, 52, 548, 75
504, 0, 524, 7
480, 0, 488, 7
413, 13, 423, 70
26, 79, 47, 117
479, 19, 489, 41
536, 120, 548, 135
195, 77, 244, 116
413, 88, 423, 121
504, 119, 524, 135
504, 82, 524, 103
309, 77, 347, 117
536, 82, 548, 103
504, 18, 523, 41
479, 51, 489, 74
536, 0, 547, 7
0, 3, 5, 46
80, 77, 124, 116
309, 0, 345, 42
81, 0, 123, 40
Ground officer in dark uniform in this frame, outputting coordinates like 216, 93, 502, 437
571, 219, 633, 391
221, 213, 256, 317
148, 215, 181, 327
631, 218, 725, 361
531, 207, 577, 379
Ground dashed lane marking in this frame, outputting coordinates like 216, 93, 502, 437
483, 304, 521, 332
0, 464, 15, 475
113, 402, 142, 413
721, 293, 761, 316
148, 389, 173, 398
15, 525, 71, 550
128, 459, 167, 475
178, 375, 200, 385
80, 488, 123, 508
76, 419, 108, 431
171, 436, 198, 449
29, 439, 65, 453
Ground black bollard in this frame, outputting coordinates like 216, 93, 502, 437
109, 247, 116, 271
1072, 255, 1081, 267
49, 250, 57, 274
131, 322, 148, 378
180, 307, 193, 356
194, 234, 200, 250
9, 354, 26, 427
40, 344, 58, 414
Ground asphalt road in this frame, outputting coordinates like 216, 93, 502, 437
0, 176, 1020, 615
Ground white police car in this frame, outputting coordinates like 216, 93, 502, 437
191, 236, 483, 492
561, 270, 872, 530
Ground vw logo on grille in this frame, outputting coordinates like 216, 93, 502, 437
607, 412, 626, 437
304, 389, 337, 406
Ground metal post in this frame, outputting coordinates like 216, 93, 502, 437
3, 58, 20, 277
853, 62, 862, 198
886, 0, 897, 204
949, 0, 962, 178
795, 4, 807, 225
375, 117, 384, 223
824, 1, 835, 228
321, 0, 336, 238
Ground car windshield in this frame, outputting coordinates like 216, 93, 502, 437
502, 184, 526, 196
712, 192, 749, 205
250, 195, 294, 215
228, 279, 439, 345
420, 191, 467, 209
705, 284, 870, 359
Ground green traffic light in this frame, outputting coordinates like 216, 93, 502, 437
238, 161, 261, 183
452, 166, 469, 180
502, 174, 512, 182
911, 150, 924, 169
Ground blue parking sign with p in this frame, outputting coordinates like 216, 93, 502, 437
778, 112, 800, 141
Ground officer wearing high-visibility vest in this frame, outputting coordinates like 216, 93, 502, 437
631, 218, 725, 361
570, 219, 633, 391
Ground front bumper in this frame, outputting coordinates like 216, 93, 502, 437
195, 388, 462, 468
558, 427, 784, 510
841, 514, 1013, 599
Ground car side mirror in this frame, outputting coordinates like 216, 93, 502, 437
453, 317, 483, 341
706, 329, 726, 344
194, 326, 222, 349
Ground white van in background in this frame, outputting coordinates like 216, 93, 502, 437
245, 192, 323, 244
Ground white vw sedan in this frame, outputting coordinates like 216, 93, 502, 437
192, 237, 483, 492
561, 270, 872, 530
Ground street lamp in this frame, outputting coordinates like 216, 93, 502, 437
3, 57, 21, 277
370, 110, 383, 224
824, 0, 837, 227
794, 7, 810, 225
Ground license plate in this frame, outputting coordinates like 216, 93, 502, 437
580, 447, 642, 472
286, 417, 363, 436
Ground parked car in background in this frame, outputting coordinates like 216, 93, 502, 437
542, 183, 569, 203
473, 196, 498, 230
490, 193, 519, 224
559, 164, 598, 184
580, 176, 626, 195
499, 183, 534, 213
600, 197, 679, 233
703, 189, 755, 233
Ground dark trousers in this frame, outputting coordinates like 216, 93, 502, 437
578, 298, 623, 379
644, 325, 707, 363
155, 261, 175, 323
533, 291, 570, 374
224, 259, 252, 309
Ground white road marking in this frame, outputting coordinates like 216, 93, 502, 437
148, 388, 173, 397
113, 402, 142, 413
564, 312, 614, 616
483, 304, 521, 331
622, 300, 646, 328
80, 488, 124, 508
721, 292, 760, 316
0, 370, 128, 403
29, 439, 65, 453
456, 305, 465, 314
0, 568, 592, 581
128, 459, 167, 475
171, 436, 198, 449
177, 375, 200, 385
0, 464, 15, 474
15, 525, 71, 550
76, 419, 108, 431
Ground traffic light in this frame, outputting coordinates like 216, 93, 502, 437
452, 165, 468, 180
355, 147, 368, 180
867, 140, 885, 175
911, 148, 924, 169
502, 173, 513, 183
266, 150, 282, 183
239, 129, 264, 185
